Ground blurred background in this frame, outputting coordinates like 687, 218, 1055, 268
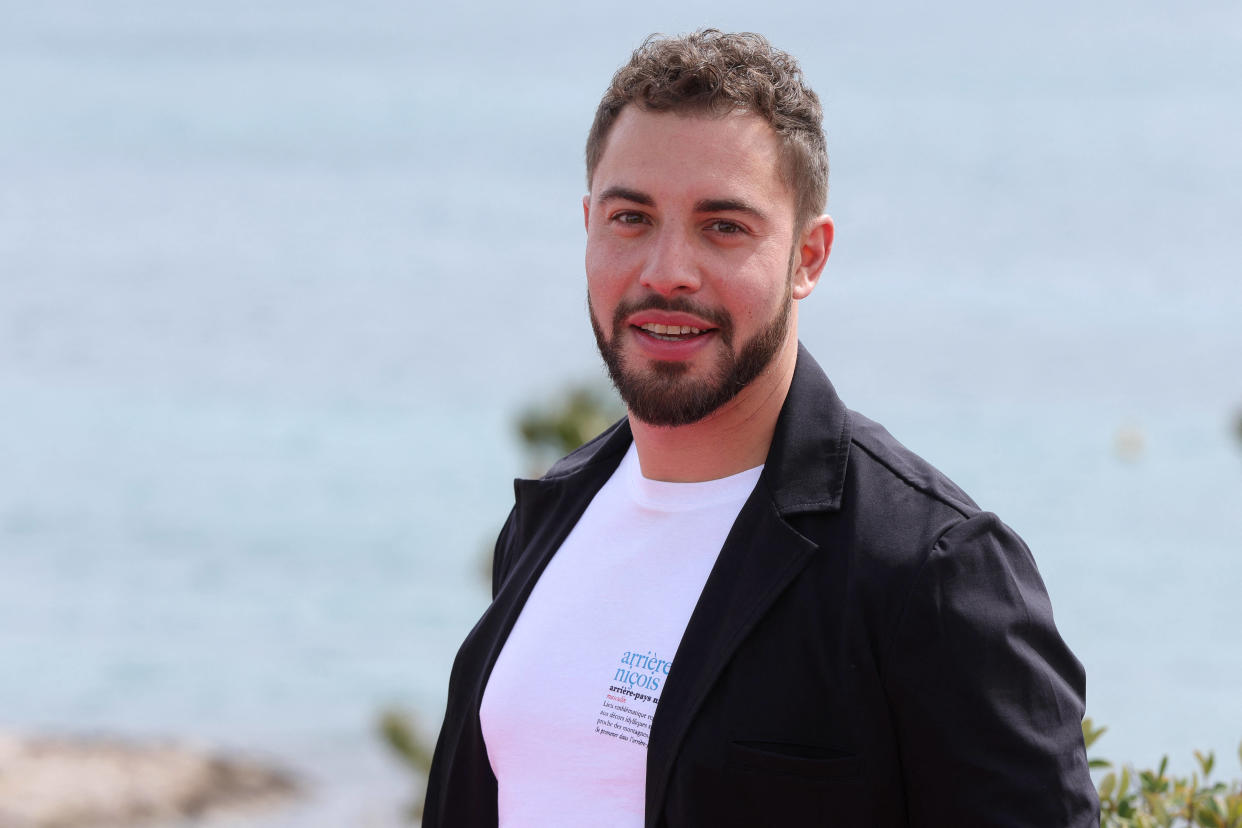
2, 0, 1239, 824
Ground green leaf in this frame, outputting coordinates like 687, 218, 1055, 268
377, 708, 435, 773
1084, 717, 1108, 749
1100, 772, 1117, 802
1199, 750, 1217, 779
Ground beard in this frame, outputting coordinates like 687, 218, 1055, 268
589, 276, 792, 428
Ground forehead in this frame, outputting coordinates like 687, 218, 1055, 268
593, 107, 795, 218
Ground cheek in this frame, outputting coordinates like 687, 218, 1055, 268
727, 269, 787, 326
585, 241, 632, 304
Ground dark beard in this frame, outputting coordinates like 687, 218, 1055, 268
589, 280, 792, 427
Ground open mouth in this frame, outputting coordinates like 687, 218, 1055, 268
635, 322, 713, 342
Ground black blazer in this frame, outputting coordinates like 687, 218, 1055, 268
424, 345, 1098, 827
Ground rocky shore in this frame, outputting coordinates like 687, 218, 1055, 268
0, 731, 299, 828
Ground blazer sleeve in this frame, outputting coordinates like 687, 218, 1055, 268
884, 512, 1099, 827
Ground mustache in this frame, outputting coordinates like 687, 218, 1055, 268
611, 295, 734, 339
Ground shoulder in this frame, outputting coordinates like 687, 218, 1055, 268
789, 406, 1031, 602
844, 409, 980, 522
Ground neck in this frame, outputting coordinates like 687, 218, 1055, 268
628, 333, 799, 483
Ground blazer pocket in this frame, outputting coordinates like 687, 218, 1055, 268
728, 739, 861, 781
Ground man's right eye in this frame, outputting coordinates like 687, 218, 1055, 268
611, 211, 647, 224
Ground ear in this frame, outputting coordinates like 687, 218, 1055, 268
582, 194, 591, 232
791, 214, 834, 300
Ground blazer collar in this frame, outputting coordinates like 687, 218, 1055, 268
763, 342, 851, 515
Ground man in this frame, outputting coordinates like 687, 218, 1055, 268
424, 30, 1097, 827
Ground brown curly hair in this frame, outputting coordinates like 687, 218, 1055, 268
585, 29, 829, 229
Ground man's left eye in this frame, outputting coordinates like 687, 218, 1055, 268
707, 220, 743, 234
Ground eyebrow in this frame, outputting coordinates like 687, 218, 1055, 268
596, 187, 769, 222
694, 198, 768, 222
597, 186, 654, 206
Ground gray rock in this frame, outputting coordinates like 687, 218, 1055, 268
0, 731, 299, 828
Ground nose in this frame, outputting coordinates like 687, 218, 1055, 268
638, 231, 701, 296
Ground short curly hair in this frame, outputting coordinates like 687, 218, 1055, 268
586, 29, 828, 229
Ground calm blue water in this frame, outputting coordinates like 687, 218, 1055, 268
3, 1, 1241, 822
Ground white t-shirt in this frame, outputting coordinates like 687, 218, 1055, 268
479, 443, 762, 827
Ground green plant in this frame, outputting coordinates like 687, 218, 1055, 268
1085, 719, 1242, 827
377, 708, 435, 821
516, 383, 623, 474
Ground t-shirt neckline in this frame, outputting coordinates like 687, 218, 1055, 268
621, 442, 764, 512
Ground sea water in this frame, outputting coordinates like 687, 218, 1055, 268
2, 1, 1240, 823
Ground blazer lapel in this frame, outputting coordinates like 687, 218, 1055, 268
643, 490, 819, 823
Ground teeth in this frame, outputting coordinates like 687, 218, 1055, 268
640, 323, 703, 335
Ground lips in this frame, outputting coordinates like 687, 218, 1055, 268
621, 311, 719, 362
637, 322, 705, 341
627, 308, 720, 342
607, 298, 732, 361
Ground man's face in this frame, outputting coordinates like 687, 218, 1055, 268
584, 108, 807, 427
